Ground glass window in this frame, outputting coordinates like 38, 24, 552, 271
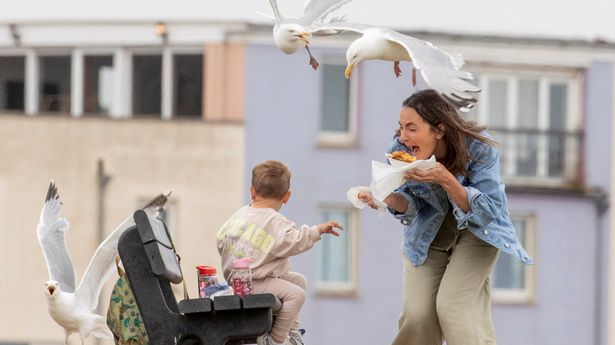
132, 54, 162, 116
39, 55, 71, 113
0, 56, 25, 112
320, 63, 350, 132
315, 206, 357, 294
173, 54, 203, 117
492, 214, 535, 303
475, 71, 580, 186
83, 55, 113, 115
318, 60, 357, 147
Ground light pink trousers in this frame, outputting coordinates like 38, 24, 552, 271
252, 271, 307, 341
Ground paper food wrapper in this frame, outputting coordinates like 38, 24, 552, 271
346, 186, 388, 216
370, 155, 437, 201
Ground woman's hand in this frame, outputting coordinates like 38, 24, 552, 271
404, 162, 454, 186
405, 163, 470, 212
358, 191, 380, 210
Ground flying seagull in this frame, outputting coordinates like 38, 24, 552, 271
264, 0, 352, 70
37, 181, 171, 344
315, 22, 481, 111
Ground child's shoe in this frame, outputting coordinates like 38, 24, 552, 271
288, 330, 305, 345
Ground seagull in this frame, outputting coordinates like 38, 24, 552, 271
263, 0, 352, 70
37, 181, 171, 344
315, 22, 481, 111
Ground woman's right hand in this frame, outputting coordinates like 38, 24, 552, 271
358, 191, 380, 210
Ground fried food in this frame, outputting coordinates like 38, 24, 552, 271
389, 150, 416, 163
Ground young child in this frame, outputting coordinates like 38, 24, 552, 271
217, 160, 343, 345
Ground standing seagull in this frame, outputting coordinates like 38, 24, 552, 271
316, 22, 481, 111
37, 181, 171, 344
265, 0, 352, 70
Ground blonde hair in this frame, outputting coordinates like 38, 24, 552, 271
251, 160, 291, 199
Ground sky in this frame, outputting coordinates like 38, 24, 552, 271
0, 0, 613, 42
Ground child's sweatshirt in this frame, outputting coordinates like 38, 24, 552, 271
216, 205, 322, 281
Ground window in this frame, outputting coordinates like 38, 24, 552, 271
317, 59, 358, 147
467, 70, 582, 187
173, 54, 203, 117
39, 55, 71, 113
0, 56, 25, 112
132, 54, 162, 117
83, 55, 113, 115
314, 205, 358, 295
491, 214, 535, 304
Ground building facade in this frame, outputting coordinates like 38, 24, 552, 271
1, 20, 614, 345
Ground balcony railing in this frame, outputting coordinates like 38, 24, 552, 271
489, 128, 583, 188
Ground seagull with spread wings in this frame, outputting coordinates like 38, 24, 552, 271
315, 22, 481, 111
264, 0, 352, 70
37, 181, 171, 344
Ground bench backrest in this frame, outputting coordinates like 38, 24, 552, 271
133, 209, 183, 284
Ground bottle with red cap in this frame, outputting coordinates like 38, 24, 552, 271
196, 265, 218, 298
231, 257, 254, 297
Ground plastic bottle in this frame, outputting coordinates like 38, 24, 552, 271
231, 257, 254, 297
196, 265, 218, 298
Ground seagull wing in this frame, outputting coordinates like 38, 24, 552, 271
36, 181, 76, 293
308, 21, 370, 36
383, 30, 481, 111
299, 0, 352, 26
74, 190, 172, 311
267, 0, 282, 23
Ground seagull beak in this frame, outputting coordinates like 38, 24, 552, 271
345, 63, 355, 79
297, 32, 311, 44
48, 286, 55, 296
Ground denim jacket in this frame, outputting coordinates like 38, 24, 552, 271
387, 135, 533, 267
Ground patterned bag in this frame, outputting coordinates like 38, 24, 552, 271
106, 257, 150, 345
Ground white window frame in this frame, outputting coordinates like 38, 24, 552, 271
317, 57, 359, 148
314, 204, 359, 297
492, 213, 536, 304
472, 66, 583, 187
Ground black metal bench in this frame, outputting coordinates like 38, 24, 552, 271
118, 209, 280, 345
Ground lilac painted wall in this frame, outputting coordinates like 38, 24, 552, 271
244, 43, 612, 345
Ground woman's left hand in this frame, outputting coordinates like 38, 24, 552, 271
404, 162, 454, 186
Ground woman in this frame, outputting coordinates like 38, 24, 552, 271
359, 89, 532, 345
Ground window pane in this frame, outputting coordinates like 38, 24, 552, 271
516, 79, 540, 175
132, 54, 162, 116
39, 55, 71, 113
173, 54, 203, 117
320, 64, 350, 132
0, 56, 25, 112
493, 218, 526, 289
548, 83, 567, 176
316, 209, 349, 283
488, 79, 507, 128
84, 55, 113, 115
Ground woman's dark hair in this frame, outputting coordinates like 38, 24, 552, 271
400, 89, 496, 176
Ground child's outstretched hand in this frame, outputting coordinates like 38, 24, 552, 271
317, 221, 344, 236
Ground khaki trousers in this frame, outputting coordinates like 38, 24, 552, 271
252, 271, 306, 341
392, 230, 500, 345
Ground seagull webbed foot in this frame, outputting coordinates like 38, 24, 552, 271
305, 45, 319, 70
394, 61, 402, 78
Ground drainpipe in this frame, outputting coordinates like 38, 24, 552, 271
593, 190, 609, 345
96, 158, 111, 345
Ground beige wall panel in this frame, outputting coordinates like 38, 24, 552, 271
204, 43, 245, 122
0, 115, 245, 344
